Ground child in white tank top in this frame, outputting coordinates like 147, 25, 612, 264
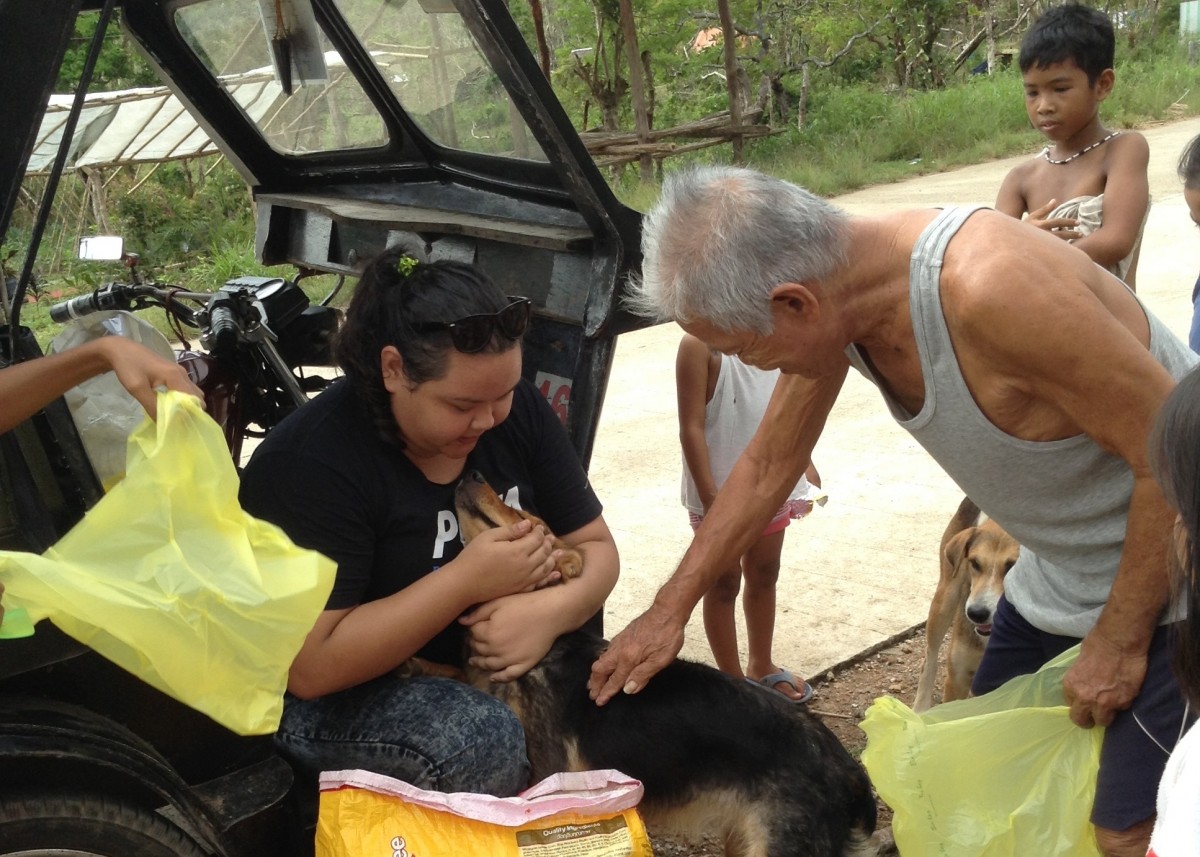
676, 332, 824, 703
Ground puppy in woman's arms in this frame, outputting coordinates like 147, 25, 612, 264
452, 470, 882, 857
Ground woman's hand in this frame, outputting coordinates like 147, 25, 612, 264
460, 594, 561, 681
100, 337, 203, 418
453, 518, 560, 603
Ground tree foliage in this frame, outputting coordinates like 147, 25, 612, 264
537, 0, 1180, 130
13, 0, 1191, 289
55, 12, 159, 92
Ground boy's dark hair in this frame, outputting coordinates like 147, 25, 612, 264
334, 243, 520, 446
1180, 134, 1200, 189
1019, 3, 1114, 85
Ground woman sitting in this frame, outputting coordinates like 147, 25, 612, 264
239, 247, 619, 795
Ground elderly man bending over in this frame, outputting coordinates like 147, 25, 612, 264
588, 165, 1196, 857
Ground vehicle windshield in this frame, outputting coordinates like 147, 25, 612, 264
175, 0, 548, 162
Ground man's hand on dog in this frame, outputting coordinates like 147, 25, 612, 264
456, 518, 562, 600
587, 605, 686, 705
1063, 628, 1148, 728
461, 595, 558, 682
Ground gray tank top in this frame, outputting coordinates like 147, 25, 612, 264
846, 206, 1198, 637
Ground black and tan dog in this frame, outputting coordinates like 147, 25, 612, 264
453, 470, 880, 857
913, 496, 1019, 712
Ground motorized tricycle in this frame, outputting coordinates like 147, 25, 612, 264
0, 0, 644, 854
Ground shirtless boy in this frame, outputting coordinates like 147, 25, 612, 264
995, 3, 1149, 287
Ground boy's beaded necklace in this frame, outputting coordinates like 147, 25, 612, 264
1041, 130, 1121, 165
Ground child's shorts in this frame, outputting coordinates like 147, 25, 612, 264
688, 497, 814, 536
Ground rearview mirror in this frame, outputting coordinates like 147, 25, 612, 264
77, 235, 125, 261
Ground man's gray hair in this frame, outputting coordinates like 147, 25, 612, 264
626, 165, 850, 334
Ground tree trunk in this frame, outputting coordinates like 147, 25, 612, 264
85, 168, 110, 235
717, 0, 743, 163
617, 0, 652, 180
527, 0, 551, 77
798, 63, 810, 131
641, 50, 655, 131
985, 0, 997, 74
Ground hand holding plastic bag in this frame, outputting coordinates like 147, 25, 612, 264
861, 646, 1102, 857
50, 310, 178, 489
0, 391, 335, 734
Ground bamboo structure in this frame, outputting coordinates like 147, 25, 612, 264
578, 108, 773, 168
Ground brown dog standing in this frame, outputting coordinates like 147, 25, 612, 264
913, 496, 1019, 712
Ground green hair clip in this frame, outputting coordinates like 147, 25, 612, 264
395, 255, 419, 277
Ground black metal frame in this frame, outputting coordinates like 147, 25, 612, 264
115, 0, 646, 465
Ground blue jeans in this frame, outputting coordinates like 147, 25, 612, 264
275, 674, 529, 797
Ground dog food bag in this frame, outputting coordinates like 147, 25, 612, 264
860, 645, 1102, 857
316, 769, 652, 857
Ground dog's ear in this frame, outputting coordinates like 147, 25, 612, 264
944, 528, 978, 579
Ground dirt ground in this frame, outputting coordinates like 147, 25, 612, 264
649, 627, 931, 856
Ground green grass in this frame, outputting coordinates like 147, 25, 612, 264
610, 42, 1200, 208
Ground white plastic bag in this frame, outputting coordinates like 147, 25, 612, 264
50, 309, 176, 489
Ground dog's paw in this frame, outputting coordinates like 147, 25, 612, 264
555, 546, 584, 580
393, 657, 466, 682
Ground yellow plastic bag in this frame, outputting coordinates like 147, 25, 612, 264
317, 769, 653, 857
0, 391, 335, 735
860, 646, 1103, 857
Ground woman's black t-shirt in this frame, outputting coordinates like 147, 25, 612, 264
238, 377, 602, 665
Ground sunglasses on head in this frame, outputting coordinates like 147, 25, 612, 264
412, 296, 533, 353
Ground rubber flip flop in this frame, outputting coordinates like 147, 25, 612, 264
749, 668, 814, 704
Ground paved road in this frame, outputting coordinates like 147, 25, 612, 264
589, 116, 1200, 681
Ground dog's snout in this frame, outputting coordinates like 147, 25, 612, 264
467, 470, 485, 484
966, 604, 992, 624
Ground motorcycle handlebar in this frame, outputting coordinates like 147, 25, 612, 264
49, 282, 211, 328
48, 284, 130, 323
206, 293, 241, 354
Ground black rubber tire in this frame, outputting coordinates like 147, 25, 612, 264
0, 793, 209, 857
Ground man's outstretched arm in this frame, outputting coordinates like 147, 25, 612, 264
588, 364, 847, 705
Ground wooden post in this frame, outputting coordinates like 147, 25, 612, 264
617, 0, 653, 181
527, 0, 551, 77
429, 15, 458, 148
717, 0, 743, 163
984, 0, 996, 74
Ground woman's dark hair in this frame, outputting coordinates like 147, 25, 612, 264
1179, 133, 1200, 190
1149, 365, 1200, 708
335, 244, 520, 446
1019, 3, 1114, 86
